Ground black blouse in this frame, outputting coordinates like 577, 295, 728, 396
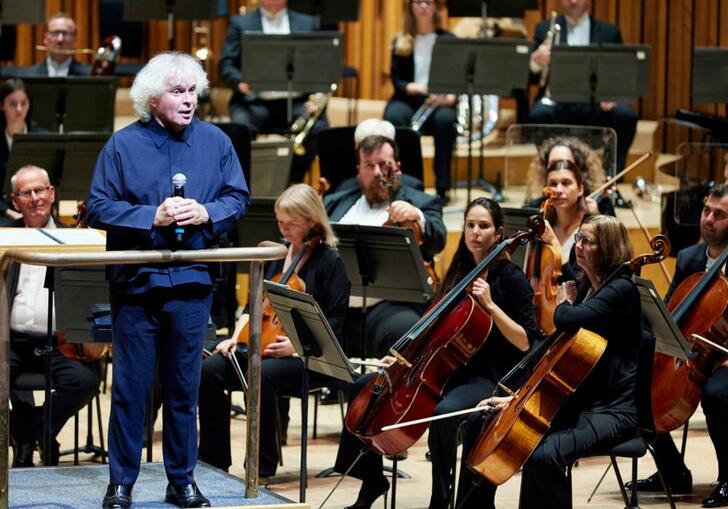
463, 259, 541, 383
264, 242, 350, 343
553, 275, 642, 424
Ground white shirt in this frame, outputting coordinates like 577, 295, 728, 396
413, 33, 438, 87
566, 14, 591, 46
705, 246, 727, 274
10, 217, 57, 335
260, 7, 291, 35
561, 231, 576, 263
5, 124, 27, 150
46, 57, 72, 77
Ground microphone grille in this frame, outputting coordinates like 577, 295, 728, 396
172, 173, 187, 187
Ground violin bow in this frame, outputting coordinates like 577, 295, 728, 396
588, 152, 652, 200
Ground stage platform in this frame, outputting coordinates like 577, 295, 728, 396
9, 462, 303, 509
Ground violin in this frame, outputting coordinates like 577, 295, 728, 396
236, 235, 318, 357
56, 201, 109, 363
652, 243, 728, 432
467, 235, 669, 485
344, 217, 543, 456
525, 188, 562, 334
380, 166, 440, 289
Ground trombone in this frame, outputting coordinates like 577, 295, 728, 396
292, 83, 337, 156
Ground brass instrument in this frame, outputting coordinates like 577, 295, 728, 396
538, 11, 561, 106
192, 22, 212, 68
411, 96, 442, 133
90, 35, 122, 76
292, 83, 336, 156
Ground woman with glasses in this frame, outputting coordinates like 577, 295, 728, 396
334, 198, 539, 509
384, 0, 457, 204
524, 136, 614, 282
198, 183, 349, 479
457, 214, 643, 509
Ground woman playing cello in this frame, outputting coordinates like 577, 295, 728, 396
458, 215, 643, 509
333, 198, 539, 509
197, 183, 349, 477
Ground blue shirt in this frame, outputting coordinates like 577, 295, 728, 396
87, 118, 249, 293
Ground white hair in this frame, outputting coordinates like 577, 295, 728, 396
130, 52, 209, 121
354, 119, 396, 145
11, 165, 50, 192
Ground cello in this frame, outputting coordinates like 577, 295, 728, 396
651, 244, 728, 432
466, 234, 670, 485
344, 217, 543, 456
525, 188, 562, 334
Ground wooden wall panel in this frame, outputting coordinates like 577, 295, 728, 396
3, 0, 727, 150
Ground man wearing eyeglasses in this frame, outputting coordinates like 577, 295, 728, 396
22, 12, 90, 77
6, 165, 99, 468
324, 134, 446, 359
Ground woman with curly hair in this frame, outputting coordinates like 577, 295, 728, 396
525, 136, 615, 281
384, 0, 457, 203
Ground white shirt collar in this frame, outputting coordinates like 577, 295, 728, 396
46, 56, 72, 77
5, 124, 27, 150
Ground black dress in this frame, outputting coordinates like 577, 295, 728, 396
198, 242, 349, 476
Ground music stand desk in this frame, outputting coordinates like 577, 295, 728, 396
633, 276, 689, 360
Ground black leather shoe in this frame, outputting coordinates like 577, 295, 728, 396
102, 484, 133, 509
344, 476, 389, 509
165, 482, 211, 508
11, 439, 35, 468
703, 481, 728, 507
626, 470, 692, 494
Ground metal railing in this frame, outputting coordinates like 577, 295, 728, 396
0, 242, 288, 508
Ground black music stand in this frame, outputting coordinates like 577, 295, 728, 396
692, 48, 728, 105
1, 0, 45, 55
264, 281, 356, 503
19, 77, 117, 133
123, 0, 227, 50
502, 206, 539, 269
54, 265, 111, 462
632, 277, 689, 360
4, 133, 110, 201
550, 44, 651, 105
429, 37, 532, 203
332, 224, 433, 359
287, 0, 359, 26
240, 32, 343, 126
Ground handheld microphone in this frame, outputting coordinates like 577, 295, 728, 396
172, 173, 186, 243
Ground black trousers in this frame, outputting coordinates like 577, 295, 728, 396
651, 366, 728, 482
334, 370, 493, 509
384, 98, 457, 193
528, 100, 638, 172
9, 337, 99, 446
344, 300, 422, 359
198, 350, 340, 476
456, 410, 498, 509
519, 410, 638, 509
229, 96, 329, 183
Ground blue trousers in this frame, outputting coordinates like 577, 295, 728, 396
108, 286, 212, 486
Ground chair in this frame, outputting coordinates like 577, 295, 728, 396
11, 368, 106, 467
317, 126, 425, 194
573, 329, 677, 509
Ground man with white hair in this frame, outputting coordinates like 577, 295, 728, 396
87, 52, 249, 509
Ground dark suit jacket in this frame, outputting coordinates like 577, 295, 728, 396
19, 58, 90, 77
389, 30, 454, 107
664, 243, 708, 303
219, 9, 316, 106
532, 15, 622, 93
324, 185, 446, 261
